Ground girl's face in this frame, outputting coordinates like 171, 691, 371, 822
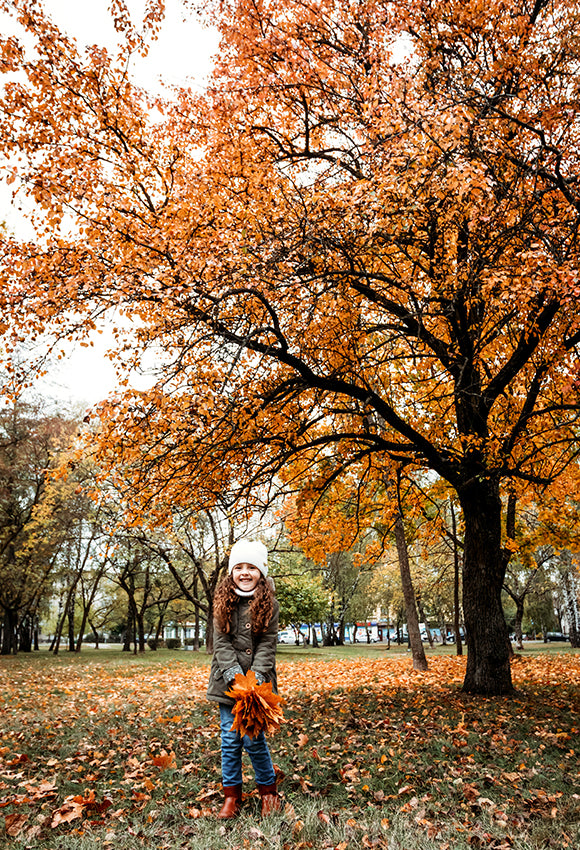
231, 562, 262, 593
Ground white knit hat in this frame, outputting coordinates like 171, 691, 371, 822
228, 539, 268, 577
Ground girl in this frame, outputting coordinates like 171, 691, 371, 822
207, 539, 281, 819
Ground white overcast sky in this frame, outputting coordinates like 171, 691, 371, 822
2, 0, 219, 407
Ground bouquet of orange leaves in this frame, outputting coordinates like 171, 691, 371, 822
225, 670, 285, 739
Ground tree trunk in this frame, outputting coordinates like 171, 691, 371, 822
416, 597, 433, 647
513, 598, 525, 651
136, 611, 146, 653
562, 563, 580, 648
450, 501, 463, 656
206, 599, 214, 654
76, 564, 106, 652
67, 589, 76, 652
459, 478, 513, 695
193, 608, 200, 651
19, 615, 33, 652
123, 603, 133, 652
89, 619, 100, 648
394, 510, 428, 671
1, 607, 18, 655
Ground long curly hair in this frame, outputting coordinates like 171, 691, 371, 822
213, 574, 274, 636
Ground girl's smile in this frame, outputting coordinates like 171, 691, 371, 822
231, 562, 262, 592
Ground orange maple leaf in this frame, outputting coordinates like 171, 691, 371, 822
150, 750, 177, 770
224, 670, 285, 739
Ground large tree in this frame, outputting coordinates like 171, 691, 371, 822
1, 0, 580, 693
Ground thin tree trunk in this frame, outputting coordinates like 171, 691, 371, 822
193, 604, 200, 652
67, 588, 76, 652
136, 610, 146, 653
416, 597, 433, 647
450, 501, 463, 656
123, 603, 133, 652
394, 509, 428, 671
513, 598, 525, 650
76, 562, 107, 652
53, 577, 80, 656
562, 562, 580, 648
89, 619, 100, 648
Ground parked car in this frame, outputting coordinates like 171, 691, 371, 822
278, 629, 300, 644
545, 632, 569, 642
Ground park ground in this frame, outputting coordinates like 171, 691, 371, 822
1, 643, 579, 850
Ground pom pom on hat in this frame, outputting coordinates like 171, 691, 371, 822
228, 539, 268, 577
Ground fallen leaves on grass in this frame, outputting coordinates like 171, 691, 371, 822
51, 789, 113, 827
0, 652, 579, 847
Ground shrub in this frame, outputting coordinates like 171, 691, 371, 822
165, 638, 182, 650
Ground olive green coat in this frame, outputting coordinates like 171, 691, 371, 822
206, 597, 279, 707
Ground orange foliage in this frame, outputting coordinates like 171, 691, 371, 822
2, 0, 580, 694
225, 670, 286, 738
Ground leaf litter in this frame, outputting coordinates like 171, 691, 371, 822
0, 653, 578, 848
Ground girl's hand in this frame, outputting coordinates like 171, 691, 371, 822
251, 669, 265, 685
224, 663, 244, 684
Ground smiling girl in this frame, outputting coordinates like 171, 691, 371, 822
206, 539, 281, 819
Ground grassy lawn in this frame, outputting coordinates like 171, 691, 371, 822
1, 646, 579, 849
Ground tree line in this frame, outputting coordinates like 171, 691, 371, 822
1, 398, 577, 659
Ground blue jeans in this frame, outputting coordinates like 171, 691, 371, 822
219, 703, 276, 787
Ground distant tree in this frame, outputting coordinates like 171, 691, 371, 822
0, 399, 77, 654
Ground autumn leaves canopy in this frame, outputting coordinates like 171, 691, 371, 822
1, 0, 579, 693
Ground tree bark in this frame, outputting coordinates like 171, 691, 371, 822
512, 598, 525, 651
416, 596, 433, 647
561, 561, 580, 648
67, 588, 76, 652
76, 563, 107, 652
393, 510, 428, 671
89, 619, 100, 648
459, 478, 514, 695
2, 608, 18, 655
450, 501, 463, 656
122, 602, 134, 652
19, 615, 33, 652
136, 610, 146, 653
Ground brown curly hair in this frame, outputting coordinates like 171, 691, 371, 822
213, 575, 274, 636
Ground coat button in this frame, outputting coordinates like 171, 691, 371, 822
245, 648, 252, 654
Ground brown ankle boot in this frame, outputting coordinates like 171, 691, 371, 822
216, 785, 242, 819
257, 782, 281, 816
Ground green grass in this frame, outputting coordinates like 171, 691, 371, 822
1, 647, 579, 849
